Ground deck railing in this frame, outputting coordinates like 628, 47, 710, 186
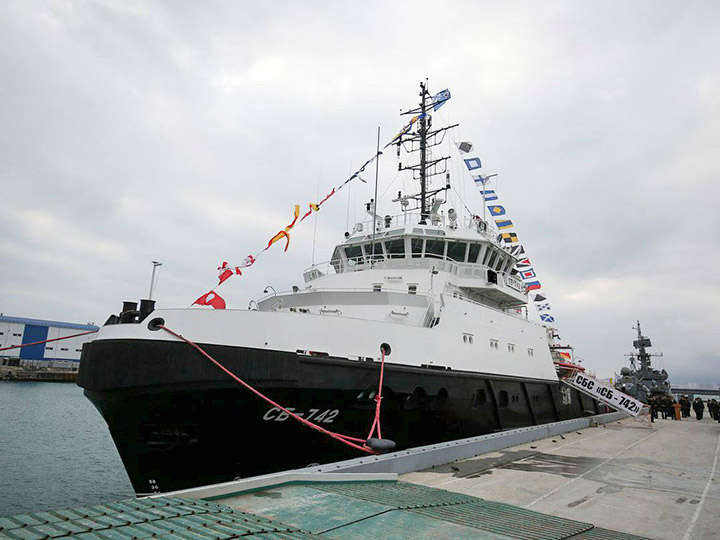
350, 211, 501, 243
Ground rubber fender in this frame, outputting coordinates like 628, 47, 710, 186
366, 438, 396, 453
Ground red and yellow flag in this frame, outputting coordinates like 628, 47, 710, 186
267, 205, 300, 252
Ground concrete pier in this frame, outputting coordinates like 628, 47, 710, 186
0, 366, 77, 382
402, 415, 720, 540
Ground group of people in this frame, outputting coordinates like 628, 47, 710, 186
648, 394, 720, 422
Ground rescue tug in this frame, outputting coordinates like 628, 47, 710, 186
78, 83, 601, 494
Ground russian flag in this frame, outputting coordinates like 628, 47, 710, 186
525, 281, 542, 291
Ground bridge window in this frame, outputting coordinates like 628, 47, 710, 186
468, 243, 481, 263
368, 242, 384, 260
486, 250, 497, 268
384, 238, 405, 258
446, 242, 468, 262
425, 239, 445, 259
344, 245, 364, 265
411, 238, 424, 258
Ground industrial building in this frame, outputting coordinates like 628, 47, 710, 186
0, 315, 99, 369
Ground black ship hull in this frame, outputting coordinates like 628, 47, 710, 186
78, 339, 602, 494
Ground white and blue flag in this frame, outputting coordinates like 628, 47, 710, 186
432, 89, 451, 111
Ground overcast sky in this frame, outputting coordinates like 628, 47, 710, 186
1, 1, 718, 383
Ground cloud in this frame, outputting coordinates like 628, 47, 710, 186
1, 1, 719, 384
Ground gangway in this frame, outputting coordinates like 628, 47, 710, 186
563, 371, 644, 416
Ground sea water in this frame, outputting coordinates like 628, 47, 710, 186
0, 382, 135, 516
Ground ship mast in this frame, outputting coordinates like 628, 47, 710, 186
419, 83, 428, 219
395, 81, 457, 223
631, 320, 661, 377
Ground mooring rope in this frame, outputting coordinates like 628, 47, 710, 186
158, 324, 387, 455
0, 330, 98, 352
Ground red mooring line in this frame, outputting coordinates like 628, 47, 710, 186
159, 324, 383, 454
0, 330, 98, 352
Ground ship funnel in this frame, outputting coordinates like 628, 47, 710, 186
139, 299, 156, 322
119, 301, 139, 324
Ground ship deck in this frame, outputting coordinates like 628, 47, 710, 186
1, 415, 717, 539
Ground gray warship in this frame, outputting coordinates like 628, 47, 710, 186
614, 321, 672, 403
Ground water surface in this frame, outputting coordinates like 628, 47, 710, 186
0, 382, 135, 516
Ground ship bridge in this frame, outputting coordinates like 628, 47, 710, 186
256, 211, 528, 327
309, 212, 525, 304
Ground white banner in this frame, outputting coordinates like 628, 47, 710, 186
564, 372, 644, 417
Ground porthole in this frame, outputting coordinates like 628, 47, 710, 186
498, 390, 509, 408
404, 387, 427, 411
432, 388, 449, 411
471, 388, 487, 409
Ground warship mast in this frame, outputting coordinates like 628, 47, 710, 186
395, 81, 457, 223
615, 321, 670, 402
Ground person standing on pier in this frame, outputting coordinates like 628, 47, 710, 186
680, 396, 691, 418
672, 399, 681, 421
709, 399, 718, 420
692, 397, 705, 420
658, 396, 666, 419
